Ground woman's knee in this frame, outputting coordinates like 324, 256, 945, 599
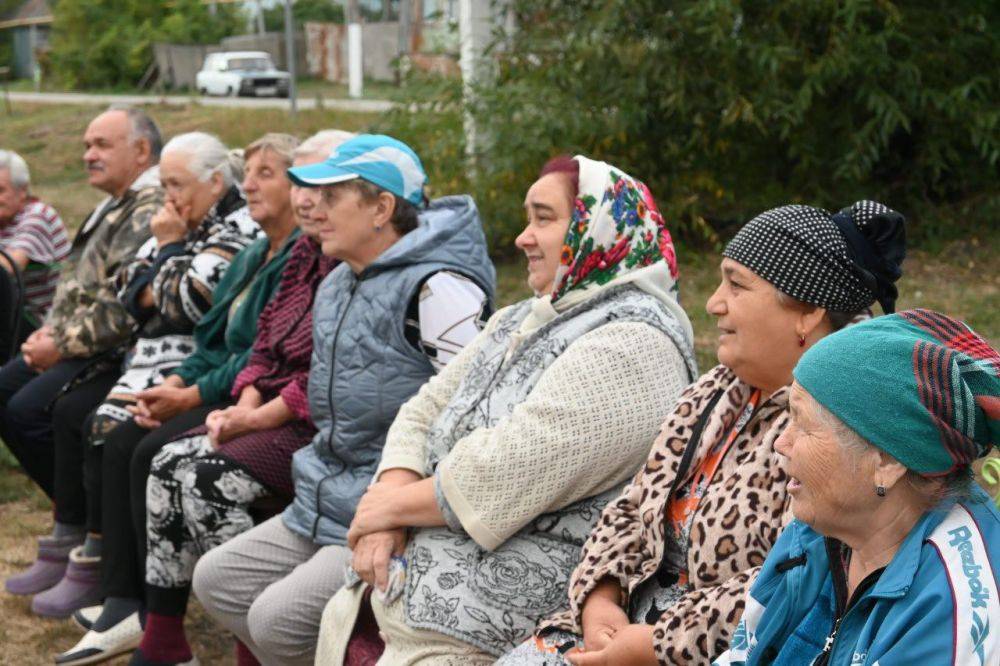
191, 543, 230, 614
247, 588, 317, 664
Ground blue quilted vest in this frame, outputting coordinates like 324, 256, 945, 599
282, 195, 496, 545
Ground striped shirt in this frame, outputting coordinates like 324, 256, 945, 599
0, 198, 71, 323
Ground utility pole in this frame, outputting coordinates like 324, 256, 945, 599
284, 0, 298, 117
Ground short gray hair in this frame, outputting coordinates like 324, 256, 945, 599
0, 150, 30, 190
811, 393, 973, 506
106, 104, 163, 163
293, 130, 355, 161
245, 133, 299, 168
162, 132, 243, 188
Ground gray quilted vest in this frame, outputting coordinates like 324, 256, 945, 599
282, 195, 496, 545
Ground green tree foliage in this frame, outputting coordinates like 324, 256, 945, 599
262, 0, 344, 31
48, 0, 244, 89
381, 0, 999, 252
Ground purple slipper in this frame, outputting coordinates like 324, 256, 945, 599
4, 535, 81, 596
31, 546, 102, 618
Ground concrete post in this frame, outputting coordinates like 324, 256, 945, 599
284, 0, 298, 116
348, 23, 363, 98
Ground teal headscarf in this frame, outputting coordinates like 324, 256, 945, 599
793, 309, 999, 476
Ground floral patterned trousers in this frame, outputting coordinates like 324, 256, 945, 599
145, 433, 267, 614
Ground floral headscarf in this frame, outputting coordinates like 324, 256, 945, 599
551, 156, 679, 304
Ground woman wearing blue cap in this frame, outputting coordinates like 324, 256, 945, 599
192, 134, 497, 666
714, 309, 999, 665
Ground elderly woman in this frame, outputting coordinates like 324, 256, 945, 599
499, 201, 907, 666
11, 132, 257, 620
313, 154, 698, 665
192, 134, 496, 666
104, 130, 353, 665
53, 134, 301, 666
714, 310, 999, 665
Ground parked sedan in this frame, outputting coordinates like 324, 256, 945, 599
196, 51, 291, 97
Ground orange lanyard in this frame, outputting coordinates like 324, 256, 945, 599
668, 389, 761, 538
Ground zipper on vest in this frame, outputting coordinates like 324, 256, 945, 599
311, 280, 358, 540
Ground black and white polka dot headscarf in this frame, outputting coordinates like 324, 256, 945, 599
723, 200, 906, 313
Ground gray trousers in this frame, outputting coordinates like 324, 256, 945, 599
191, 514, 352, 666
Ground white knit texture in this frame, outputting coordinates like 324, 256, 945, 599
441, 322, 689, 549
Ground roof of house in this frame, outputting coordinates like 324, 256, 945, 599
0, 0, 53, 30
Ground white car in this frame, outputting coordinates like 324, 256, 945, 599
196, 51, 291, 97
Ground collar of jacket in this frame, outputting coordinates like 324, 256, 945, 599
787, 499, 959, 602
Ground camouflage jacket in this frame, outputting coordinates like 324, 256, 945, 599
45, 168, 163, 358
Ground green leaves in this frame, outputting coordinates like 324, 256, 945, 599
48, 0, 244, 89
378, 0, 998, 254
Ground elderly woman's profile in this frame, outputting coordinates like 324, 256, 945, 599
714, 309, 999, 665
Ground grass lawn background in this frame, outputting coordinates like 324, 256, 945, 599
0, 101, 996, 663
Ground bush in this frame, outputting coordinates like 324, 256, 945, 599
379, 0, 1000, 255
48, 0, 244, 89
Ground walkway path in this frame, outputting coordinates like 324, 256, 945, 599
4, 91, 394, 113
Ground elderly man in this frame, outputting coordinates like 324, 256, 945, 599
0, 149, 70, 363
1, 106, 164, 602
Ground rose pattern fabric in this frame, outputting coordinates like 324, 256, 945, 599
144, 434, 266, 589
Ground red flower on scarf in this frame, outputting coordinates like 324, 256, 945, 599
659, 227, 679, 278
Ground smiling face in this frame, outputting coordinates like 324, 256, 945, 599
706, 258, 816, 393
775, 383, 879, 533
290, 152, 327, 240
83, 110, 148, 196
242, 148, 293, 230
0, 168, 28, 226
516, 173, 574, 296
159, 150, 224, 226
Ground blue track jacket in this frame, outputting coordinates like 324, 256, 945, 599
714, 485, 999, 666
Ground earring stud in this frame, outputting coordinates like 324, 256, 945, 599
876, 485, 886, 497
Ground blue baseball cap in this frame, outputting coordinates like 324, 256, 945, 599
287, 134, 427, 206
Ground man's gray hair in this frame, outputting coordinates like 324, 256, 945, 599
162, 132, 243, 188
0, 149, 30, 190
293, 130, 355, 161
106, 104, 163, 163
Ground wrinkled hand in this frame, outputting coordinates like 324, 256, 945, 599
580, 592, 630, 654
347, 483, 403, 548
21, 326, 60, 372
351, 529, 408, 591
206, 405, 259, 448
566, 623, 658, 666
129, 383, 200, 427
150, 201, 190, 246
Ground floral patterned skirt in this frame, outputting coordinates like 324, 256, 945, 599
496, 630, 584, 665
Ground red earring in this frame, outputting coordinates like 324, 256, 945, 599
797, 335, 805, 347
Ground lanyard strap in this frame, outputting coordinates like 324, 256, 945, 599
668, 389, 762, 536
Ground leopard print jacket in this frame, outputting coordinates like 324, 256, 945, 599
540, 364, 793, 665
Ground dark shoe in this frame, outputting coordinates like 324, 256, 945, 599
32, 546, 102, 618
4, 535, 81, 596
55, 611, 143, 665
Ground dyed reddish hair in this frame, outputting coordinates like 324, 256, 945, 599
538, 155, 580, 199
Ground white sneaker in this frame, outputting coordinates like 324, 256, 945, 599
54, 611, 143, 665
71, 604, 103, 632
